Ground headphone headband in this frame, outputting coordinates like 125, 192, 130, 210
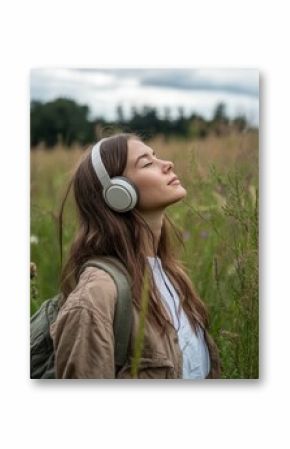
91, 138, 112, 190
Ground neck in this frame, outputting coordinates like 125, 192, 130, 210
139, 209, 164, 257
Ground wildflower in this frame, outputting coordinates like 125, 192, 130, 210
200, 230, 208, 239
227, 263, 236, 276
182, 230, 191, 241
30, 235, 39, 245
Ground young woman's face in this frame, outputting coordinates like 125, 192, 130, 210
123, 139, 187, 211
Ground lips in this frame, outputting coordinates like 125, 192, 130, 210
168, 176, 179, 185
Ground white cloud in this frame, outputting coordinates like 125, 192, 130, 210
30, 68, 259, 125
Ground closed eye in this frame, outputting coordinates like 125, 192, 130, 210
143, 154, 158, 168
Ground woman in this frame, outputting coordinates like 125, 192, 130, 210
50, 132, 221, 379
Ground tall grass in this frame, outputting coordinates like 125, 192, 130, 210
30, 131, 259, 378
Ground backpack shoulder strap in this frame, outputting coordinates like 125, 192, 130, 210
79, 256, 133, 369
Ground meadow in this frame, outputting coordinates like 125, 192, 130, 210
30, 130, 259, 379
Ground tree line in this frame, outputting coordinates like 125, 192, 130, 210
30, 98, 254, 148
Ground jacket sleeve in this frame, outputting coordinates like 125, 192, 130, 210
50, 268, 117, 379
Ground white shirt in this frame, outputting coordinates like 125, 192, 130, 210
147, 256, 210, 379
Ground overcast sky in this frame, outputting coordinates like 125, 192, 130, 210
30, 68, 259, 125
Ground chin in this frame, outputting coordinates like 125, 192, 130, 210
175, 185, 187, 198
168, 188, 187, 206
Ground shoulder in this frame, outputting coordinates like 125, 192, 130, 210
60, 267, 118, 322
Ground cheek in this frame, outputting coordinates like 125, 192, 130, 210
134, 173, 172, 208
136, 173, 166, 194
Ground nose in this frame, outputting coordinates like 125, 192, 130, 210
162, 159, 174, 172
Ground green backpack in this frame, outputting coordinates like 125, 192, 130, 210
30, 256, 133, 379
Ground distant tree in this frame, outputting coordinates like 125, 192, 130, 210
211, 102, 230, 136
188, 116, 208, 139
163, 106, 172, 121
116, 104, 125, 124
30, 98, 94, 148
232, 115, 248, 132
127, 105, 160, 138
177, 106, 185, 120
130, 106, 139, 118
30, 96, 254, 149
213, 102, 228, 122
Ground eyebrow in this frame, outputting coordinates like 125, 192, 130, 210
134, 150, 156, 167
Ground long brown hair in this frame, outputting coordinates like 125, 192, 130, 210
58, 132, 210, 337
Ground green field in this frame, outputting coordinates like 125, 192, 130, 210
30, 130, 259, 379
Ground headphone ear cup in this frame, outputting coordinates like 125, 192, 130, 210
103, 176, 139, 212
116, 176, 140, 199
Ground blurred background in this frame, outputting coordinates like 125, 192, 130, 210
30, 68, 259, 379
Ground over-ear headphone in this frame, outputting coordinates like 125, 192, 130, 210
91, 137, 139, 213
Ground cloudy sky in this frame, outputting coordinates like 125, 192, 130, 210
30, 68, 259, 125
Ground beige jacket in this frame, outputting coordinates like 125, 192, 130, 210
50, 266, 221, 379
